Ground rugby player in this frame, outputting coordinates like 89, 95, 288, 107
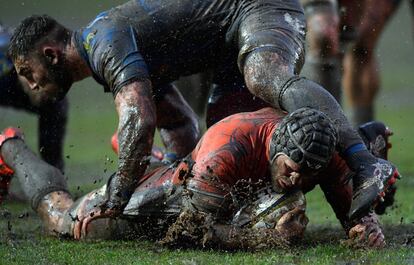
0, 108, 398, 248
8, 0, 396, 229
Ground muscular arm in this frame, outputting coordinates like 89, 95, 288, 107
108, 79, 156, 211
156, 84, 200, 157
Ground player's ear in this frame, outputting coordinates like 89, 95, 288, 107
42, 46, 60, 65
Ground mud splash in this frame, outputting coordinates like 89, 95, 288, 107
160, 209, 291, 250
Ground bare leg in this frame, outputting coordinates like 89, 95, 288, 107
302, 0, 342, 103
343, 0, 402, 125
0, 138, 132, 239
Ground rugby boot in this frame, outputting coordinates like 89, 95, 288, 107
349, 157, 400, 220
358, 121, 398, 215
0, 157, 13, 204
0, 127, 24, 204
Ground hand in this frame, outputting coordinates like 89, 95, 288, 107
347, 212, 385, 248
272, 154, 302, 192
275, 206, 308, 243
73, 200, 121, 240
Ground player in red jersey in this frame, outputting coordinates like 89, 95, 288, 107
0, 108, 397, 248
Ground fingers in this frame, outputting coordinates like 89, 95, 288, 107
370, 232, 385, 248
348, 224, 385, 248
73, 220, 82, 240
81, 215, 95, 239
276, 176, 293, 190
348, 224, 365, 239
73, 209, 102, 240
290, 172, 301, 186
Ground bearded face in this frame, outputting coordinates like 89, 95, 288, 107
15, 52, 73, 106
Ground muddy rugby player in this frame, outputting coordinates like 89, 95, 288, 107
8, 0, 398, 232
301, 0, 405, 125
0, 108, 398, 248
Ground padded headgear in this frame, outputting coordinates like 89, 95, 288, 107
270, 107, 338, 170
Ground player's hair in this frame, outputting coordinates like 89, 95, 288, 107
8, 15, 71, 61
269, 107, 338, 170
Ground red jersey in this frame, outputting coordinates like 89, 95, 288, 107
133, 108, 353, 226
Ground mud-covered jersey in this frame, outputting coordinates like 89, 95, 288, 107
73, 0, 242, 96
187, 107, 352, 224
189, 108, 351, 197
190, 108, 283, 193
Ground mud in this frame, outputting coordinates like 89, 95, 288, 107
160, 209, 291, 251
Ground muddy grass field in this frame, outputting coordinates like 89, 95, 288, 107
0, 177, 413, 264
1, 1, 414, 264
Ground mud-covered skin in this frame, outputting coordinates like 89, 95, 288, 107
346, 211, 385, 248
45, 161, 189, 239
110, 81, 156, 212
0, 63, 68, 171
69, 81, 157, 238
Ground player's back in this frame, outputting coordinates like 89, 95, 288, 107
109, 0, 239, 80
191, 108, 286, 186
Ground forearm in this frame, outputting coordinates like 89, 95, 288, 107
109, 80, 156, 210
38, 97, 68, 171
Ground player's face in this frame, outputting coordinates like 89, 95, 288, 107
14, 54, 72, 105
270, 154, 319, 191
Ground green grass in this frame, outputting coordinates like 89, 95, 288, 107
1, 1, 414, 264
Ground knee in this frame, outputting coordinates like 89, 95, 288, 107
347, 41, 373, 63
306, 12, 340, 58
243, 50, 294, 107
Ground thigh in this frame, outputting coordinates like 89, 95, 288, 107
236, 0, 306, 74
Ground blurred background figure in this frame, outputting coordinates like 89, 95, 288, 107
301, 0, 404, 126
